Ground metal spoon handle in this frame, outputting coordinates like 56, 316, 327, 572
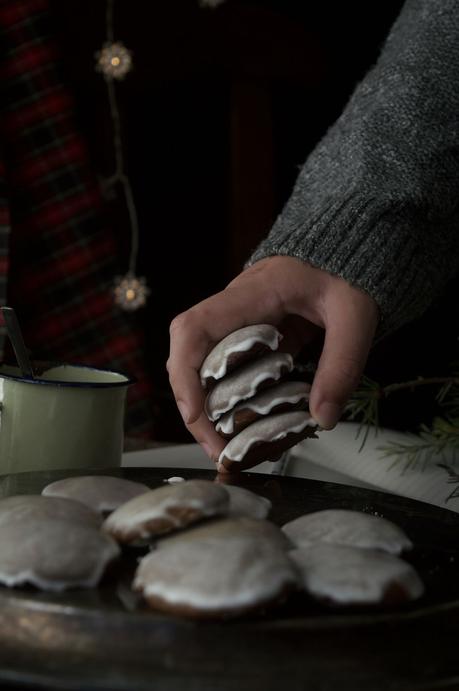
1, 307, 34, 379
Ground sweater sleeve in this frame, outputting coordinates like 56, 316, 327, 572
248, 0, 459, 336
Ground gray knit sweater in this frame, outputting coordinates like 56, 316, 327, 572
249, 0, 459, 336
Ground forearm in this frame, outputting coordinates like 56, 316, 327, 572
250, 0, 459, 336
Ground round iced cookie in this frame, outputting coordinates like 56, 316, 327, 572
218, 411, 319, 472
223, 485, 272, 519
200, 324, 282, 389
42, 475, 150, 515
216, 381, 311, 438
205, 352, 294, 422
290, 543, 424, 606
134, 518, 297, 618
282, 509, 412, 555
103, 479, 230, 544
157, 516, 290, 552
0, 495, 102, 529
0, 518, 120, 591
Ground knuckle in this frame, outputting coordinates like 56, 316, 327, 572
169, 310, 193, 336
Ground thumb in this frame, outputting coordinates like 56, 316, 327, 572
309, 296, 378, 429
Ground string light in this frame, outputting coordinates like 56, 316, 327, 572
96, 0, 150, 311
198, 0, 226, 7
96, 41, 133, 80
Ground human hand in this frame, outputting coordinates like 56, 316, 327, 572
167, 256, 379, 463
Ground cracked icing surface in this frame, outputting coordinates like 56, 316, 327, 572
282, 509, 412, 555
290, 543, 424, 604
216, 381, 311, 435
42, 476, 150, 514
200, 324, 281, 386
205, 352, 293, 421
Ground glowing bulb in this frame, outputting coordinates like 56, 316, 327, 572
95, 42, 133, 80
113, 274, 150, 310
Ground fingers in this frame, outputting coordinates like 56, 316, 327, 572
168, 255, 379, 462
167, 267, 284, 428
309, 285, 379, 430
186, 411, 226, 463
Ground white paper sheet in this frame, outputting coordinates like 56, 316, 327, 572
289, 422, 459, 514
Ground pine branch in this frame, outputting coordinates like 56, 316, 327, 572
437, 463, 459, 503
380, 418, 459, 472
345, 369, 459, 466
344, 376, 381, 451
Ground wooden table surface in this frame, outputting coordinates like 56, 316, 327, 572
0, 466, 458, 691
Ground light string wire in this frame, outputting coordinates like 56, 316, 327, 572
104, 0, 140, 276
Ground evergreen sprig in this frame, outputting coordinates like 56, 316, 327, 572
345, 368, 459, 473
437, 463, 459, 503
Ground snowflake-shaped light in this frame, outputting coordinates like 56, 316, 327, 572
113, 274, 150, 311
96, 42, 133, 80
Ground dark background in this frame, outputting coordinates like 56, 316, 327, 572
49, 0, 458, 440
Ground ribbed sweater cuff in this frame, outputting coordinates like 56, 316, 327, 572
248, 193, 453, 337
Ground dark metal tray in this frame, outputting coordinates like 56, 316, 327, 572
0, 466, 458, 691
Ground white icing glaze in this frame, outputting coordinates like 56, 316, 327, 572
223, 485, 272, 519
0, 494, 102, 529
0, 518, 120, 591
103, 480, 229, 540
206, 352, 293, 421
200, 324, 281, 385
42, 475, 150, 514
216, 381, 310, 435
134, 519, 297, 612
218, 411, 318, 464
290, 543, 424, 604
157, 516, 290, 552
282, 509, 412, 555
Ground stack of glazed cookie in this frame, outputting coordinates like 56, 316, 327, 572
200, 324, 319, 472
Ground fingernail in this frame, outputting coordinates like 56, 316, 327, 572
315, 402, 341, 430
177, 400, 191, 424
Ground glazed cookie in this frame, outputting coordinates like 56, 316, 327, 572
216, 381, 311, 438
158, 516, 290, 551
42, 475, 150, 515
0, 495, 102, 529
0, 518, 120, 591
223, 485, 272, 520
103, 479, 230, 544
218, 411, 319, 472
282, 509, 412, 555
290, 543, 424, 606
205, 352, 294, 422
200, 324, 282, 389
134, 518, 297, 618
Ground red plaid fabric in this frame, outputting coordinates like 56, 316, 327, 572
0, 0, 156, 436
